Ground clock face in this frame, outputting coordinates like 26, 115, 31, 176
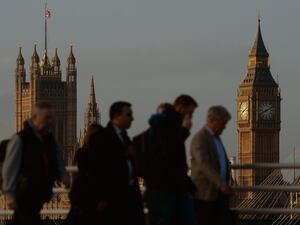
259, 101, 273, 120
239, 101, 248, 120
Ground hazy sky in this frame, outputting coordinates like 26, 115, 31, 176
0, 0, 300, 161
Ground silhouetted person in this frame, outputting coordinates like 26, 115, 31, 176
0, 139, 9, 190
190, 106, 234, 225
89, 101, 144, 225
0, 139, 9, 162
67, 124, 103, 225
132, 95, 198, 225
2, 102, 70, 225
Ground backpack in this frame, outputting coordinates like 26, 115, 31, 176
0, 139, 10, 190
131, 130, 149, 178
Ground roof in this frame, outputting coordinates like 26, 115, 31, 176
249, 19, 269, 58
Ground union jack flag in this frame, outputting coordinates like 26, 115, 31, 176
45, 8, 51, 19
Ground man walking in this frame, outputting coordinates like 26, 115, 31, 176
136, 95, 198, 225
190, 105, 233, 225
89, 101, 144, 225
2, 102, 70, 225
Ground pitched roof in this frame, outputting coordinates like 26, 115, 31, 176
249, 19, 269, 57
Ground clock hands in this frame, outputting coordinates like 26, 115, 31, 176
260, 106, 272, 114
242, 108, 248, 114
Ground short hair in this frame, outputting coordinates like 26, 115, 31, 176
207, 105, 231, 122
109, 101, 132, 120
174, 94, 198, 108
156, 102, 174, 113
32, 102, 53, 116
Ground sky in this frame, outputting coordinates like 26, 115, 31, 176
0, 0, 300, 161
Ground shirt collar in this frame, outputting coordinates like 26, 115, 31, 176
113, 124, 123, 135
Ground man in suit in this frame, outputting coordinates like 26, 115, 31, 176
190, 105, 234, 225
89, 101, 144, 225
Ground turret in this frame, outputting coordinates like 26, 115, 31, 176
66, 45, 77, 165
30, 44, 40, 77
52, 48, 61, 78
66, 45, 77, 83
15, 47, 26, 83
40, 50, 52, 76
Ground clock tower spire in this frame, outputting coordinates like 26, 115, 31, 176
237, 18, 281, 188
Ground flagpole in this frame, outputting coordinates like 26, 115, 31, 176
44, 2, 47, 54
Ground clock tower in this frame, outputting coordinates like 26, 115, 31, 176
237, 19, 281, 186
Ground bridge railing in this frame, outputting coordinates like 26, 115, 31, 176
230, 162, 300, 215
1, 163, 300, 217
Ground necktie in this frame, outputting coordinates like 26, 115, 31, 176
121, 130, 131, 147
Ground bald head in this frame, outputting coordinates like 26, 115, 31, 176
31, 102, 55, 133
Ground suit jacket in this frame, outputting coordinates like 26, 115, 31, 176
190, 126, 230, 201
88, 122, 131, 203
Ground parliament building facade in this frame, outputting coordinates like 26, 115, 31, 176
15, 45, 77, 165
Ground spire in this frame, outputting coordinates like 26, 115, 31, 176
249, 17, 269, 57
16, 47, 24, 65
52, 48, 61, 66
84, 76, 100, 130
31, 44, 40, 64
90, 76, 96, 105
68, 45, 76, 65
241, 17, 277, 87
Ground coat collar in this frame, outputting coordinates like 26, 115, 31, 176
106, 122, 126, 147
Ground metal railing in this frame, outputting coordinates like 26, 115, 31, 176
1, 163, 300, 217
230, 162, 300, 215
230, 163, 300, 170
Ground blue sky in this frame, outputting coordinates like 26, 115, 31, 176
1, 0, 300, 160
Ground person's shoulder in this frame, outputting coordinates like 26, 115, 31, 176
133, 130, 149, 141
8, 133, 22, 143
0, 139, 10, 148
103, 122, 116, 134
90, 123, 116, 145
89, 127, 106, 144
192, 127, 210, 141
75, 147, 88, 162
195, 126, 207, 135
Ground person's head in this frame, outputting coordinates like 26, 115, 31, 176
174, 94, 198, 117
156, 102, 174, 113
83, 124, 103, 147
206, 105, 231, 136
109, 101, 133, 130
31, 102, 55, 134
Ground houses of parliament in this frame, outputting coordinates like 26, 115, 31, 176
13, 17, 280, 184
14, 44, 100, 165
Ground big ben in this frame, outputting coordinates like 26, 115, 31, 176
237, 18, 281, 186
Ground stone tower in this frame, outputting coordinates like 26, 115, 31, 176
78, 76, 100, 147
84, 76, 100, 131
15, 45, 77, 165
237, 19, 281, 186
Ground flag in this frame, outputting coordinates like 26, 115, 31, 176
45, 8, 51, 19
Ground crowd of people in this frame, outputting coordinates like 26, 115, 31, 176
1, 95, 235, 225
